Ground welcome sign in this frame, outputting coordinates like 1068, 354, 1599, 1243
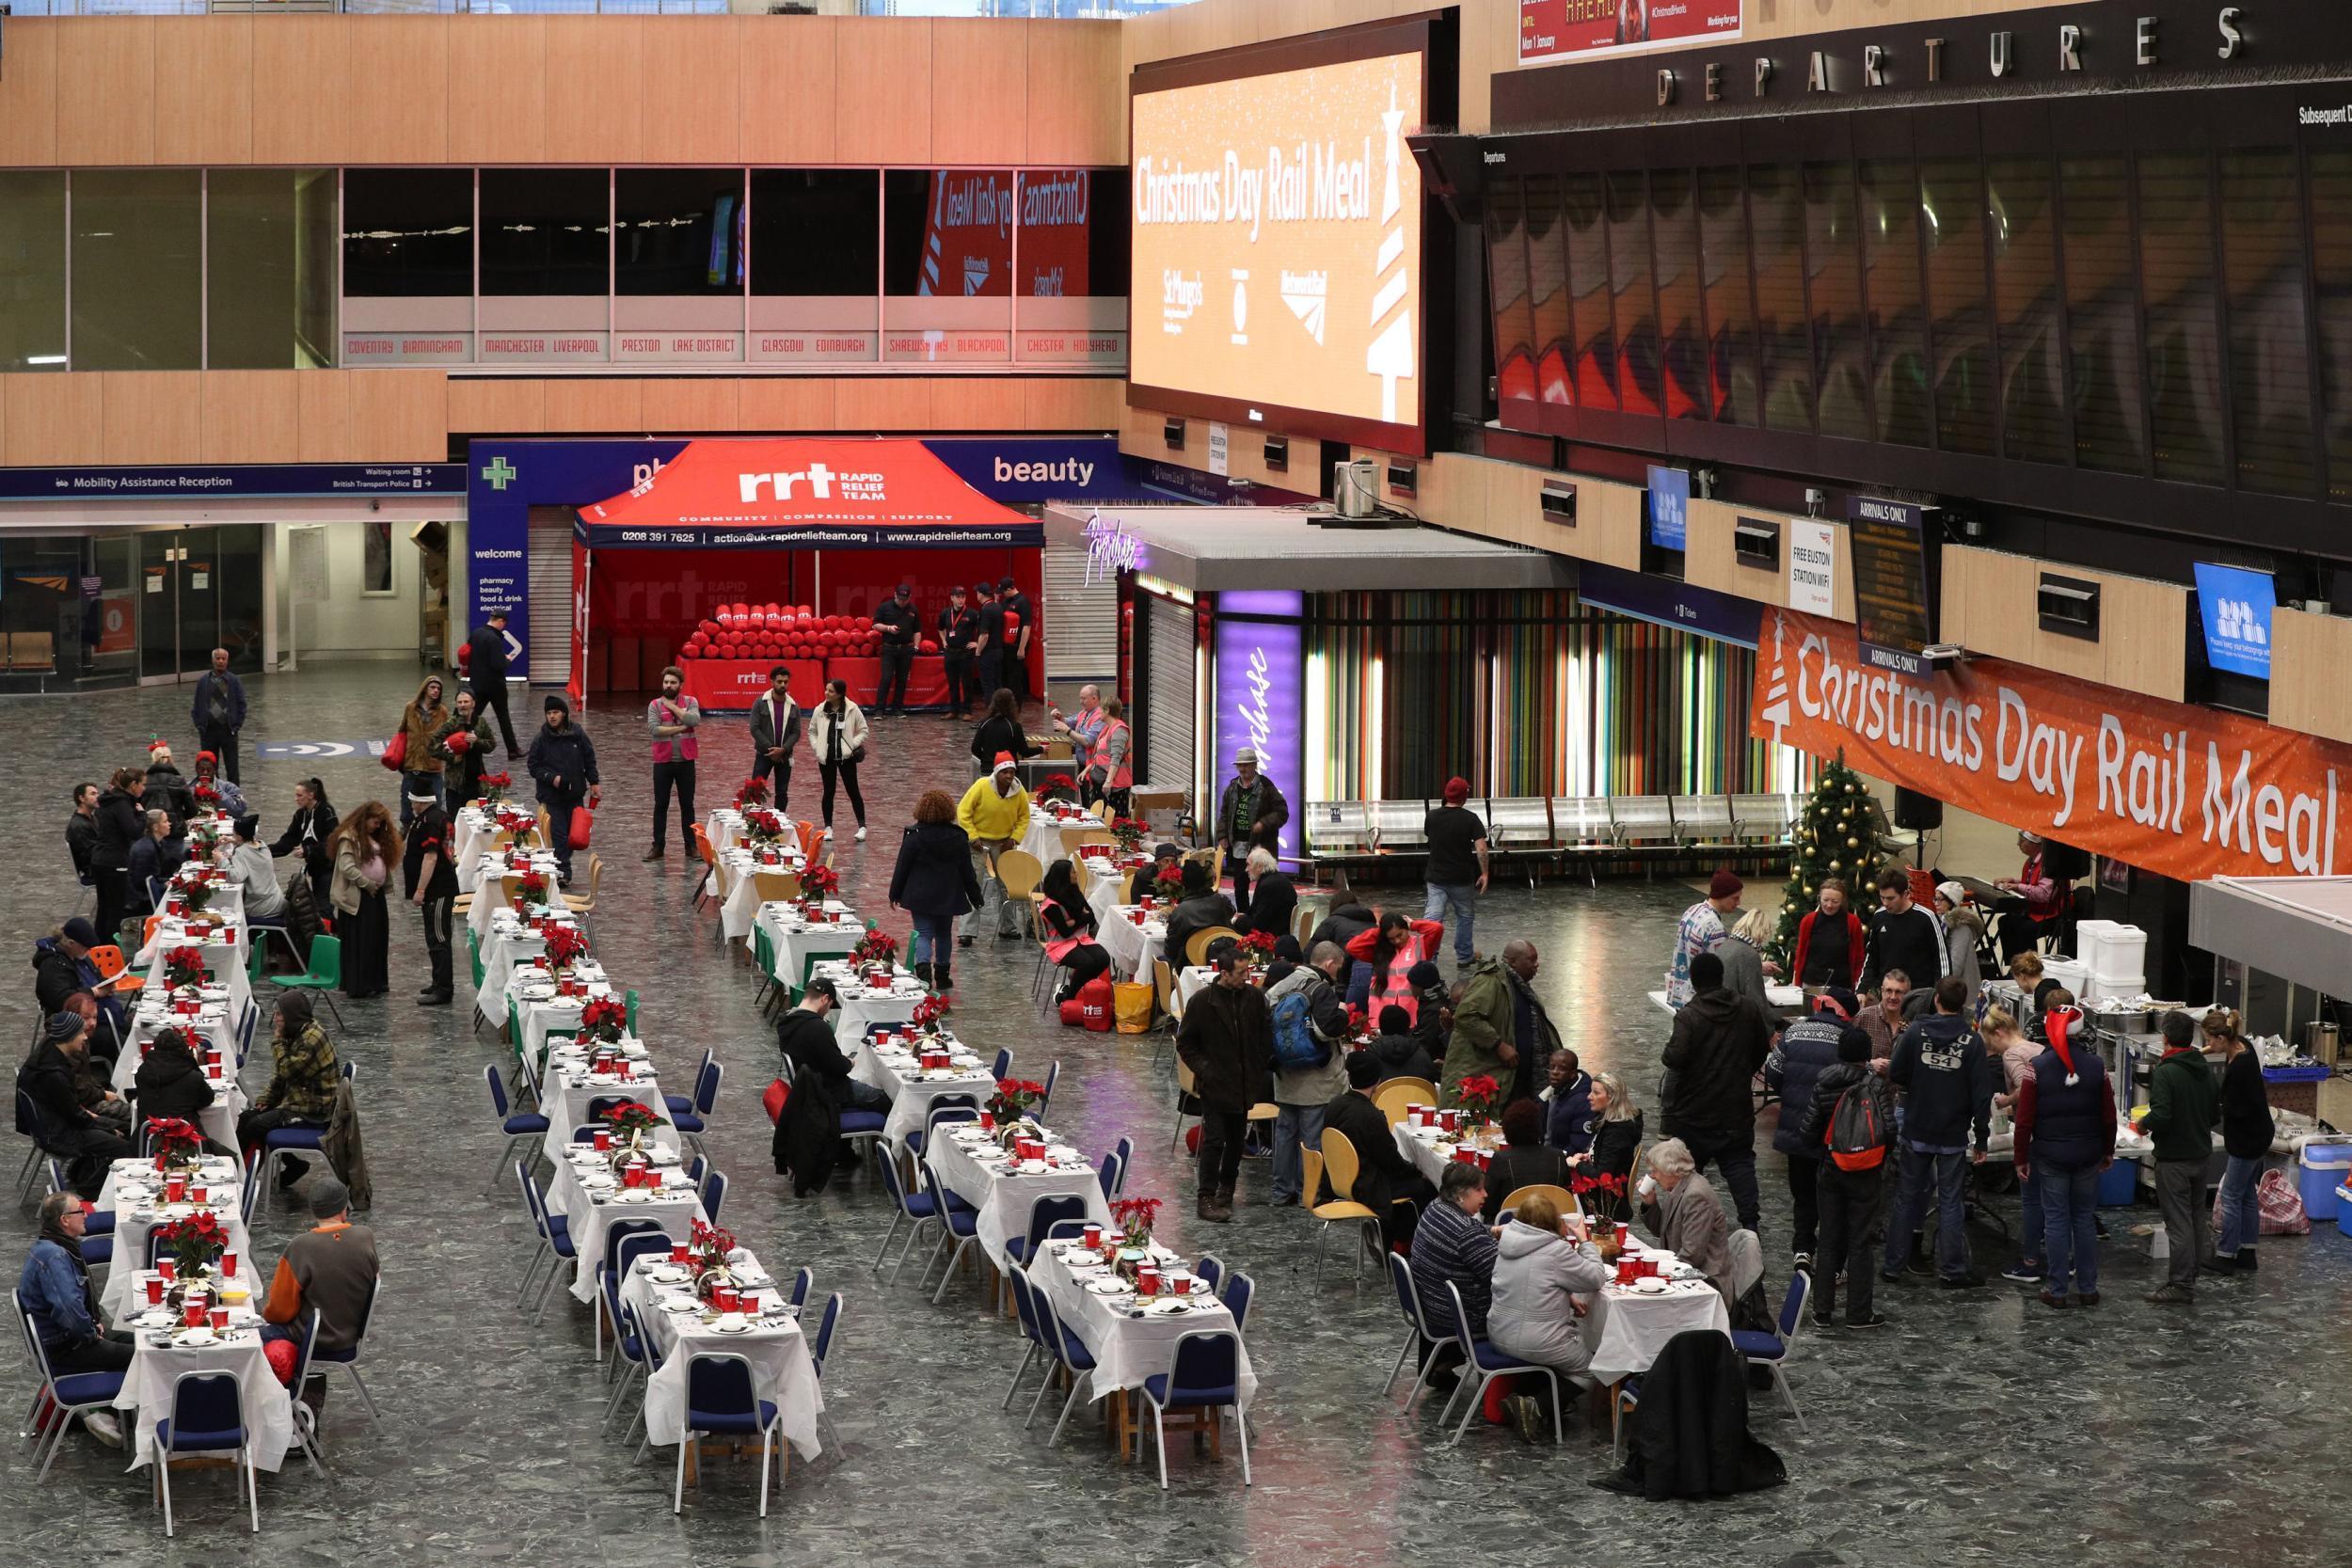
1753, 607, 2352, 881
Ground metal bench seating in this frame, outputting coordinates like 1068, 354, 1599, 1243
1729, 792, 1804, 843
1483, 798, 1557, 887
1300, 790, 1796, 887
1670, 794, 1740, 849
1609, 795, 1680, 850
1368, 800, 1432, 856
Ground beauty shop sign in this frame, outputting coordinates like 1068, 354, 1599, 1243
1751, 607, 2352, 880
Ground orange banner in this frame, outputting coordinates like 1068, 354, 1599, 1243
1751, 608, 2352, 882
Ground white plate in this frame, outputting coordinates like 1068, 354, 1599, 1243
712, 1317, 752, 1334
659, 1297, 700, 1315
1060, 1248, 1102, 1267
1146, 1299, 1192, 1316
1085, 1279, 1129, 1297
1633, 1277, 1671, 1294
176, 1327, 218, 1346
1018, 1160, 1048, 1175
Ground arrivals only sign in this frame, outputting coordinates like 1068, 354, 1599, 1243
1752, 608, 2352, 881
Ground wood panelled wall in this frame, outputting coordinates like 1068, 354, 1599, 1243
0, 15, 1123, 168
1938, 544, 2187, 705
0, 372, 1122, 467
2265, 607, 2352, 746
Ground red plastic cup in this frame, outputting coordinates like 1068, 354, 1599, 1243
153, 1152, 167, 1172
1082, 1224, 1102, 1249
978, 1111, 995, 1132
158, 1258, 177, 1283
593, 1129, 611, 1153
1615, 1259, 1636, 1286
1136, 1265, 1161, 1298
145, 1276, 166, 1306
672, 1243, 691, 1265
222, 1250, 238, 1278
209, 1307, 230, 1331
183, 1301, 207, 1327
165, 1176, 186, 1203
714, 1285, 739, 1312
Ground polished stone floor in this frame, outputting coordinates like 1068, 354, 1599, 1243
5, 667, 2347, 1565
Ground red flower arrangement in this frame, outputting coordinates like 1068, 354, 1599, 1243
480, 770, 513, 805
1570, 1169, 1626, 1203
191, 783, 220, 809
494, 805, 535, 839
1108, 816, 1149, 852
601, 1102, 663, 1141
799, 863, 840, 901
144, 1117, 204, 1164
541, 923, 589, 970
1152, 861, 1185, 895
989, 1077, 1046, 1121
1239, 928, 1279, 957
734, 776, 770, 810
153, 1210, 229, 1277
580, 995, 628, 1044
689, 1216, 737, 1281
910, 994, 951, 1034
1108, 1195, 1162, 1246
742, 807, 789, 846
1040, 772, 1080, 803
850, 927, 898, 970
163, 945, 209, 991
1454, 1074, 1502, 1120
514, 869, 550, 911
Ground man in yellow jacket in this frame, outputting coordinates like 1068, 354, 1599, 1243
956, 752, 1033, 947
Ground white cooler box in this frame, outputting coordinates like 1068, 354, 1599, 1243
2083, 972, 2150, 1006
2074, 920, 2149, 983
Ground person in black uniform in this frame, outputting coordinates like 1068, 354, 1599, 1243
939, 585, 980, 718
971, 583, 1003, 704
402, 785, 460, 1006
872, 583, 920, 717
466, 609, 522, 759
997, 576, 1035, 705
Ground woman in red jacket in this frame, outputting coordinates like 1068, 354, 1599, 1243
1344, 911, 1444, 1023
1789, 878, 1865, 990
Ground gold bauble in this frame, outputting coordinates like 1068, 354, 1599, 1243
1829, 860, 1842, 871
1846, 836, 1859, 848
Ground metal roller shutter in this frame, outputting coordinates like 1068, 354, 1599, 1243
1042, 540, 1118, 691
1143, 593, 1195, 800
526, 506, 573, 685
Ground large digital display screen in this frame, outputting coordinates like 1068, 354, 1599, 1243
1130, 43, 1426, 451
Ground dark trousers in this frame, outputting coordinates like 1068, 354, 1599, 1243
49, 1330, 135, 1376
421, 892, 454, 996
94, 866, 131, 946
1197, 1109, 1248, 1195
976, 653, 1004, 704
237, 1105, 324, 1155
652, 760, 697, 853
943, 655, 974, 713
544, 800, 578, 880
199, 723, 241, 784
1007, 646, 1031, 703
818, 759, 866, 829
473, 682, 520, 756
749, 753, 791, 813
1054, 942, 1112, 1003
1682, 1128, 1761, 1231
1813, 1161, 1886, 1321
1883, 1146, 1971, 1279
1787, 1153, 1821, 1257
1222, 853, 1253, 916
1993, 898, 2055, 963
878, 645, 914, 713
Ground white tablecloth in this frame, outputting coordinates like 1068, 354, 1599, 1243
117, 1006, 246, 1153
94, 1156, 256, 1321
136, 920, 251, 1024
1026, 1242, 1256, 1414
467, 850, 564, 939
163, 873, 245, 931
1392, 1122, 1461, 1190
505, 963, 617, 1066
813, 960, 928, 1041
754, 903, 864, 990
619, 1245, 825, 1458
705, 807, 747, 855
721, 847, 809, 942
1094, 908, 1167, 979
926, 1125, 1109, 1273
850, 1035, 997, 1155
1581, 1280, 1732, 1386
538, 1038, 671, 1161
116, 1292, 296, 1474
1018, 805, 1104, 869
1175, 966, 1215, 1013
546, 1146, 705, 1303
453, 804, 538, 888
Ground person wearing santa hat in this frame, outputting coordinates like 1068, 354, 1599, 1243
954, 753, 1031, 946
2010, 997, 2114, 1308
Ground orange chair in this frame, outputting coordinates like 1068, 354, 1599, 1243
89, 942, 144, 998
795, 819, 821, 864
691, 825, 720, 911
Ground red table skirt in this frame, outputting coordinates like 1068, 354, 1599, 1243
679, 656, 948, 712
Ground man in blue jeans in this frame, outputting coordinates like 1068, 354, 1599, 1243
1420, 777, 1489, 965
1881, 975, 1997, 1288
1264, 943, 1351, 1205
2011, 1007, 2116, 1307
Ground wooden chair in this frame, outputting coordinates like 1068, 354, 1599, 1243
1170, 1056, 1199, 1151
1293, 905, 1318, 945
752, 869, 803, 906
1090, 800, 1112, 822
994, 849, 1046, 938
1496, 1184, 1581, 1223
1118, 869, 1136, 906
1309, 1128, 1388, 1289
1183, 927, 1243, 969
1371, 1078, 1437, 1126
1058, 826, 1116, 860
563, 854, 603, 927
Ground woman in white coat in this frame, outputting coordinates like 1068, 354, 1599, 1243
1486, 1191, 1610, 1442
807, 677, 870, 841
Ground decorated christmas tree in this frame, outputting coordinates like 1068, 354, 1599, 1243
1771, 750, 1876, 962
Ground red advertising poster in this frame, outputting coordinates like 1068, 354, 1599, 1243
568, 537, 590, 709
1520, 0, 1741, 64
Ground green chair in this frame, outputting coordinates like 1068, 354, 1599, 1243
467, 927, 485, 990
246, 939, 269, 986
271, 933, 343, 1027
752, 927, 777, 1010
625, 989, 639, 1037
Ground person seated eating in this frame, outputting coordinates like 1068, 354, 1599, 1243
125, 807, 188, 915
1036, 858, 1111, 1005
224, 813, 286, 923
1364, 1002, 1435, 1084
1410, 1162, 1498, 1366
17, 1012, 131, 1198
1162, 858, 1236, 971
190, 750, 248, 818
771, 979, 891, 1196
133, 1024, 221, 1143
260, 1177, 379, 1396
1236, 847, 1296, 942
238, 992, 341, 1194
1486, 1191, 1611, 1443
1481, 1099, 1572, 1223
1572, 1071, 1644, 1222
1540, 1047, 1594, 1156
1321, 1052, 1435, 1250
31, 918, 127, 1050
1636, 1136, 1734, 1299
17, 1193, 128, 1447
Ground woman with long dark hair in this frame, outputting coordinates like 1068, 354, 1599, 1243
89, 766, 146, 941
888, 788, 983, 994
968, 689, 1036, 780
327, 801, 401, 998
270, 777, 340, 918
1037, 858, 1110, 1004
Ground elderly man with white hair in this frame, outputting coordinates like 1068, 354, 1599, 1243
1049, 685, 1108, 793
1636, 1136, 1735, 1299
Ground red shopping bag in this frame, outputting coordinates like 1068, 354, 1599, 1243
762, 1078, 789, 1124
569, 808, 595, 849
380, 730, 406, 771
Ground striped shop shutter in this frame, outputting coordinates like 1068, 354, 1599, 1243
1041, 540, 1118, 693
525, 506, 573, 686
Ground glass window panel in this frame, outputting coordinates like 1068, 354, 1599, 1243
1987, 154, 2068, 465
2219, 148, 2315, 495
1484, 176, 1536, 405
71, 169, 199, 372
1748, 163, 1812, 434
480, 168, 608, 296
2138, 151, 2227, 485
882, 169, 1010, 364
2311, 150, 2352, 501
1523, 174, 1573, 408
1608, 171, 1660, 417
614, 169, 741, 296
1651, 167, 1707, 420
342, 168, 473, 297
1859, 159, 1929, 447
1013, 168, 1128, 367
206, 168, 336, 371
1696, 165, 1755, 425
1562, 172, 1615, 411
1805, 161, 1869, 440
1920, 156, 1994, 455
2058, 153, 2144, 473
748, 170, 880, 366
0, 172, 65, 372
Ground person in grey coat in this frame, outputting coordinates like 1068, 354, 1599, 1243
1720, 907, 1784, 1022
1265, 942, 1352, 1206
1486, 1194, 1611, 1441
